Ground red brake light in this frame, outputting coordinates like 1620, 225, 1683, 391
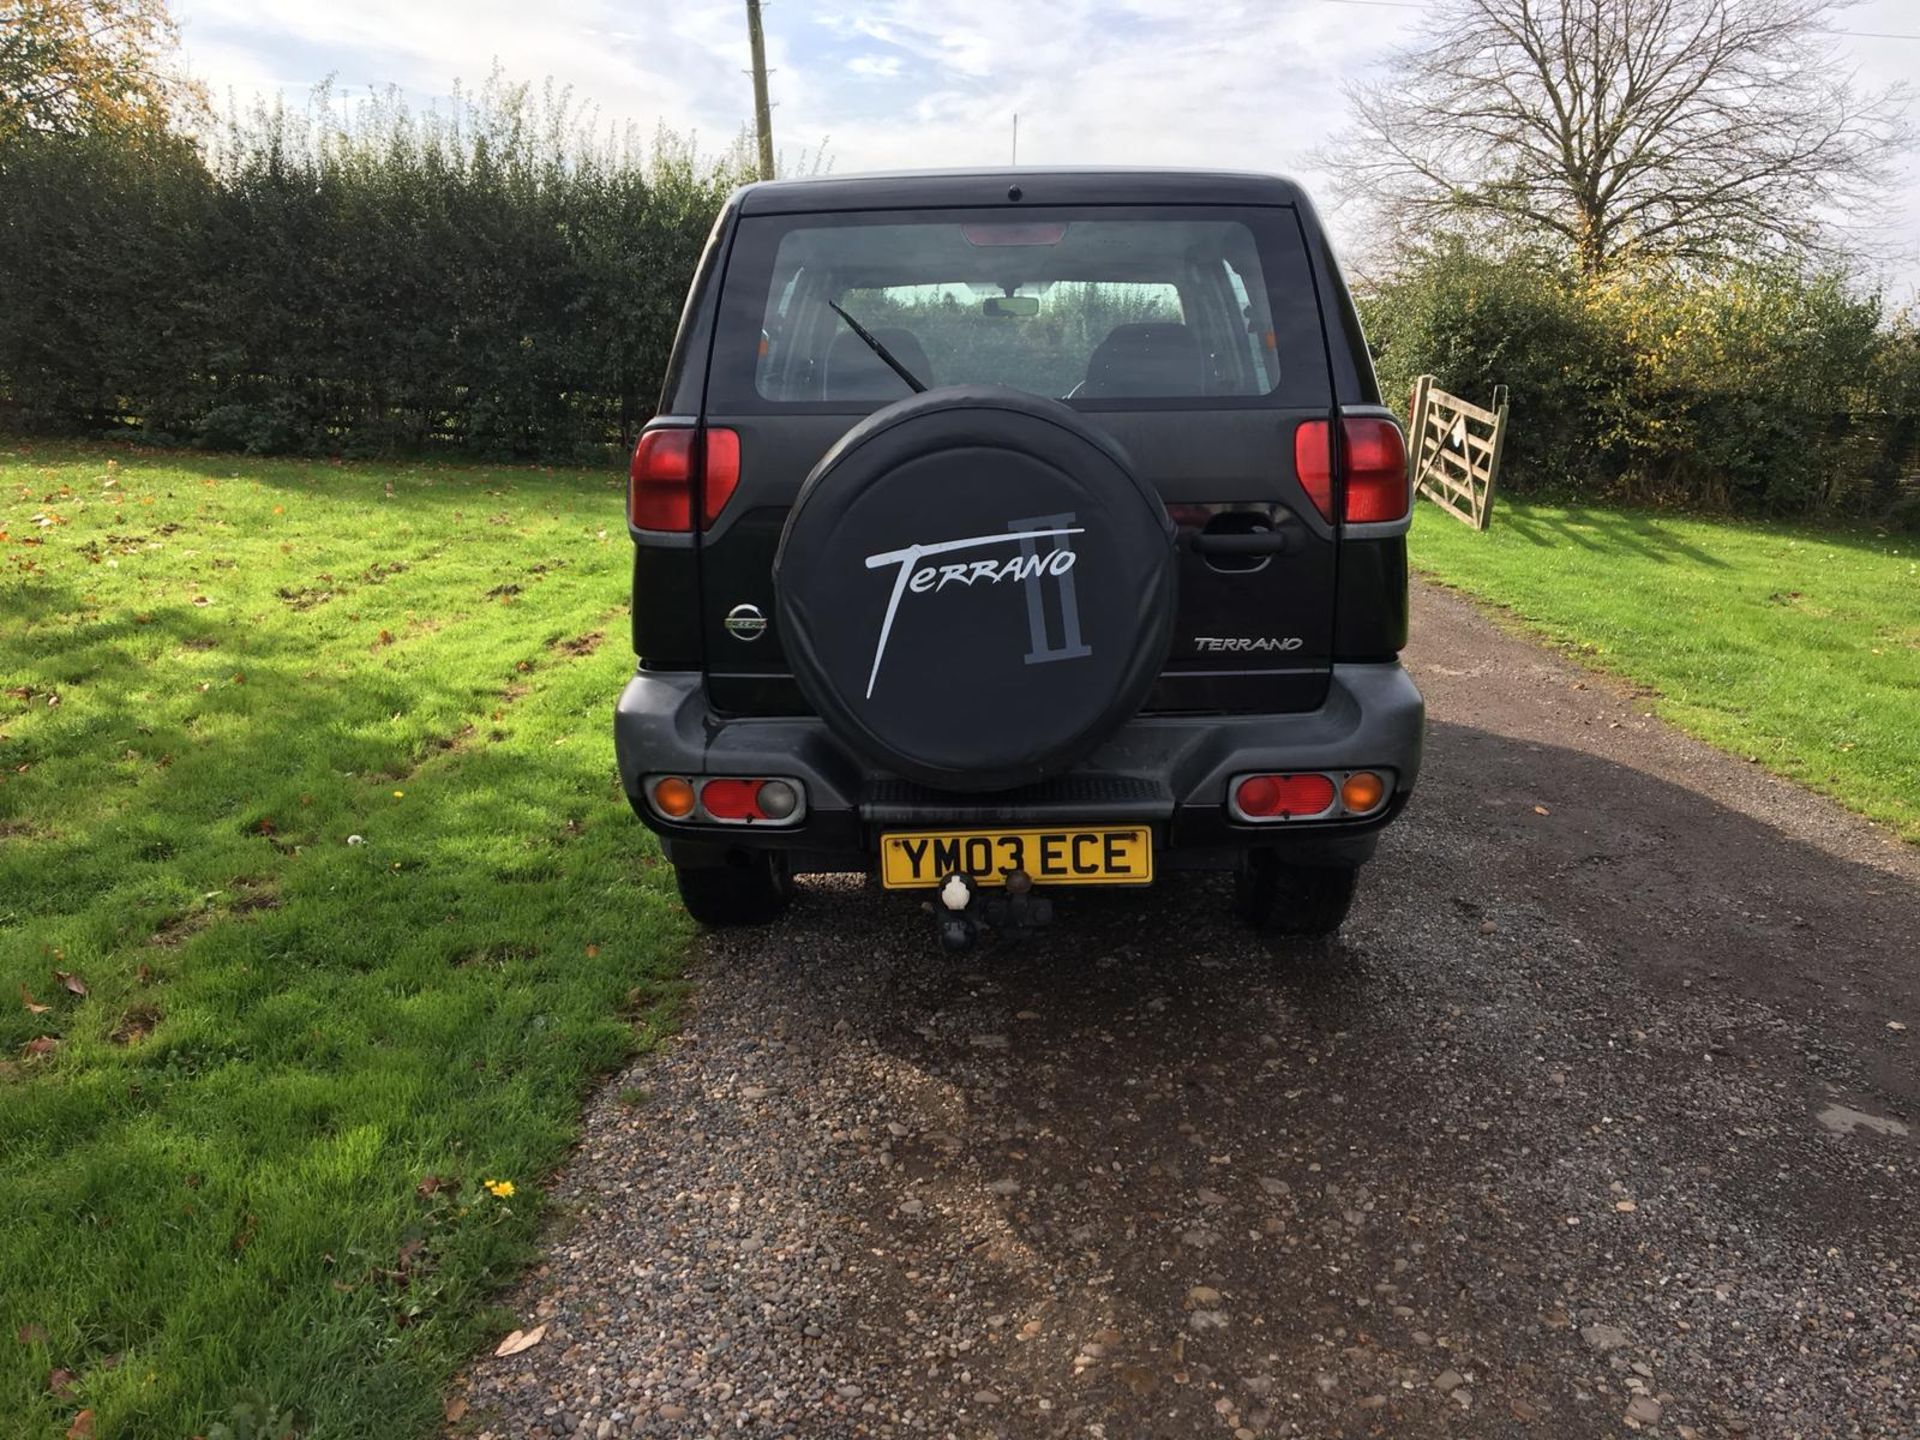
961, 222, 1068, 246
1294, 420, 1333, 522
629, 428, 741, 532
1236, 773, 1337, 818
1342, 417, 1409, 524
1292, 418, 1408, 526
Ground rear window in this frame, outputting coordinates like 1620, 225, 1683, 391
709, 207, 1329, 412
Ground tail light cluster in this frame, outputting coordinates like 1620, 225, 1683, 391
645, 774, 805, 826
629, 426, 741, 532
1294, 417, 1409, 526
1230, 770, 1391, 823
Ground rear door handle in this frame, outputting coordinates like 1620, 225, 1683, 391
1190, 528, 1292, 556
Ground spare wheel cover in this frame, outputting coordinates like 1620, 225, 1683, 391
773, 385, 1176, 792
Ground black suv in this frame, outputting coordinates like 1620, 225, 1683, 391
615, 169, 1423, 941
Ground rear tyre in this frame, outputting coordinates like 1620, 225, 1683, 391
674, 853, 792, 927
1233, 854, 1358, 937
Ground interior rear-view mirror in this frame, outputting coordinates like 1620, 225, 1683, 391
982, 295, 1040, 318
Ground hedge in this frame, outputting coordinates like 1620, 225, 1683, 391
0, 81, 746, 459
1359, 243, 1920, 525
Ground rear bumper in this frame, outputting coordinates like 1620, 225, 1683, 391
614, 663, 1425, 874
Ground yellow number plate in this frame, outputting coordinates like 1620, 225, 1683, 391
880, 826, 1153, 889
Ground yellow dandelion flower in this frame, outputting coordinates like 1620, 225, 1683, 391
485, 1178, 515, 1199
393, 790, 405, 798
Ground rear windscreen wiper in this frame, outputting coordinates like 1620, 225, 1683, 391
827, 301, 927, 394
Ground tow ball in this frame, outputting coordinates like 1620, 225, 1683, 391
927, 869, 1054, 953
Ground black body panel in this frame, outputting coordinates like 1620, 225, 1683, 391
619, 168, 1418, 880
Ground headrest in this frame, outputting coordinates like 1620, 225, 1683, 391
824, 326, 933, 399
1082, 322, 1203, 398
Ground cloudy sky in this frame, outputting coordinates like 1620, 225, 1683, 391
173, 0, 1919, 298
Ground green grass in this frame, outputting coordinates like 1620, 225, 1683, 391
0, 440, 690, 1438
1410, 498, 1920, 841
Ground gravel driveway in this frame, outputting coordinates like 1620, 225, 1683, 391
453, 581, 1919, 1440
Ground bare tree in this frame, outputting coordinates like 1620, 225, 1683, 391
1323, 0, 1912, 274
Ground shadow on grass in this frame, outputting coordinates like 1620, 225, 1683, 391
1497, 505, 1731, 568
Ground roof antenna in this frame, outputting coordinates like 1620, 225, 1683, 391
1010, 112, 1018, 166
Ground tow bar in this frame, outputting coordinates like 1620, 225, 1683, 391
927, 869, 1054, 953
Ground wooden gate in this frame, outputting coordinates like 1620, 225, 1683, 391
1408, 374, 1509, 530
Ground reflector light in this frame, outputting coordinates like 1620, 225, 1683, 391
700, 429, 741, 528
1235, 773, 1336, 818
651, 776, 696, 818
1294, 420, 1334, 522
629, 427, 742, 532
700, 777, 764, 820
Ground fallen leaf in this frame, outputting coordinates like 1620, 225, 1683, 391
55, 971, 87, 997
1891, 1021, 1909, 1033
48, 1367, 77, 1396
494, 1323, 546, 1357
67, 1411, 94, 1439
20, 985, 49, 1015
585, 944, 600, 958
445, 1396, 469, 1422
23, 1037, 59, 1057
16, 1324, 47, 1345
1532, 805, 1552, 816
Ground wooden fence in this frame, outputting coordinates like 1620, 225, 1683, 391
1409, 374, 1509, 530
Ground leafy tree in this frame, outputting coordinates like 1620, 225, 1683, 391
0, 0, 202, 141
1324, 0, 1913, 275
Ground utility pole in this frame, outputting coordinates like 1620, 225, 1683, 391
745, 0, 775, 181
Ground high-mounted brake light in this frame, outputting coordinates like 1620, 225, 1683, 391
1293, 417, 1409, 527
628, 427, 741, 532
961, 222, 1069, 246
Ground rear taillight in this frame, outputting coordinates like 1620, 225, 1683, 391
1293, 417, 1409, 526
628, 427, 741, 532
1342, 417, 1409, 523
